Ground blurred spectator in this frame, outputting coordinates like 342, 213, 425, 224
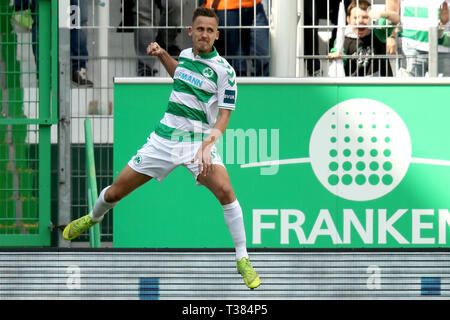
133, 0, 181, 77
386, 0, 400, 13
328, 0, 400, 77
116, 0, 135, 33
71, 0, 94, 86
156, 0, 182, 57
398, 0, 450, 77
204, 0, 270, 76
305, 1, 398, 76
13, 0, 38, 78
13, 0, 93, 86
440, 3, 450, 47
304, 0, 352, 76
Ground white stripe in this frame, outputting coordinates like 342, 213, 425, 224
169, 91, 208, 112
241, 157, 450, 168
402, 0, 429, 7
241, 158, 311, 168
161, 113, 210, 133
219, 105, 235, 110
410, 157, 450, 166
169, 91, 219, 126
402, 37, 450, 52
401, 17, 438, 31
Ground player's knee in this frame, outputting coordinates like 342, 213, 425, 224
217, 184, 235, 204
104, 187, 123, 203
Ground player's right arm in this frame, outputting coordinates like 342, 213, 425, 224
146, 42, 178, 78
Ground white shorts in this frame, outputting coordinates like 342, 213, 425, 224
127, 132, 225, 185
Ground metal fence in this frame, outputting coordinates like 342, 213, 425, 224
298, 0, 450, 78
0, 0, 56, 246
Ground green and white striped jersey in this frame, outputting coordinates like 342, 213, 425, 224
154, 46, 237, 142
400, 0, 450, 52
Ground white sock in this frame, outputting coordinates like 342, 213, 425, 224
89, 186, 118, 222
223, 199, 248, 261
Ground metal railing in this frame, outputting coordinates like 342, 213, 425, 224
0, 0, 57, 246
297, 0, 450, 78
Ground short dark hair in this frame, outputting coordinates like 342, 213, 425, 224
347, 0, 371, 16
192, 7, 220, 24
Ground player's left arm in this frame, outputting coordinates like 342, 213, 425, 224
192, 109, 231, 176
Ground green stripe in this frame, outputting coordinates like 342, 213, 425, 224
417, 7, 429, 18
403, 6, 428, 18
402, 29, 429, 43
373, 17, 394, 43
166, 101, 208, 124
173, 78, 214, 103
440, 35, 450, 47
178, 57, 218, 84
403, 7, 415, 17
154, 122, 205, 142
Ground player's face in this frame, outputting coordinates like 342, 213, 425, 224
348, 7, 369, 38
189, 16, 219, 54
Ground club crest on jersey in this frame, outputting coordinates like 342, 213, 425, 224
133, 154, 142, 165
202, 67, 214, 78
224, 89, 236, 104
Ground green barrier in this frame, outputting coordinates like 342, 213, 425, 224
0, 198, 17, 233
113, 79, 450, 248
0, 0, 54, 247
22, 196, 38, 234
0, 142, 7, 160
0, 180, 14, 235
0, 171, 13, 193
84, 119, 101, 248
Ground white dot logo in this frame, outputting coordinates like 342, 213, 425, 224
309, 99, 411, 201
242, 98, 450, 202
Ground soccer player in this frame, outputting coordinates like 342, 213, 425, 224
62, 7, 260, 290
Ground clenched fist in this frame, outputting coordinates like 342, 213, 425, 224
147, 42, 165, 57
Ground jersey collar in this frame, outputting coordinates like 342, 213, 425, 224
194, 46, 218, 59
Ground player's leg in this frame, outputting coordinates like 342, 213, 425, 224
63, 165, 152, 240
197, 166, 245, 257
197, 165, 260, 289
196, 164, 236, 204
92, 164, 152, 220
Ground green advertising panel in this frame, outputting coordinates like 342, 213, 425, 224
113, 79, 450, 248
